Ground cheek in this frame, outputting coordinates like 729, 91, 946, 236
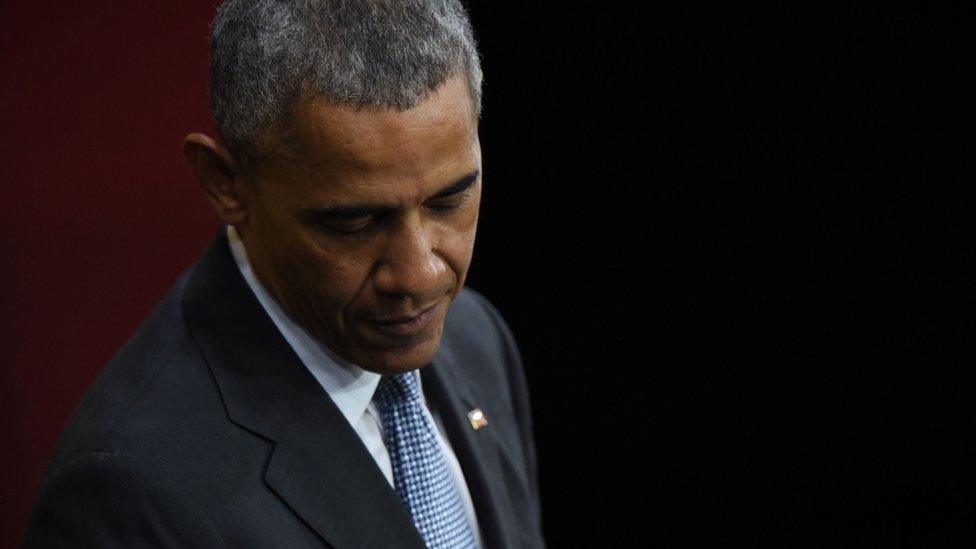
461, 199, 481, 246
299, 243, 374, 310
443, 206, 480, 270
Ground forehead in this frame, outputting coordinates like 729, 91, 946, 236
276, 75, 478, 185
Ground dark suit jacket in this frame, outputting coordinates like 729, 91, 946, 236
23, 228, 546, 548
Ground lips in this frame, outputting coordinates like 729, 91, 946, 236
361, 301, 441, 339
367, 302, 439, 324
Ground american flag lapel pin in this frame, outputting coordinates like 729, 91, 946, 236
467, 408, 488, 430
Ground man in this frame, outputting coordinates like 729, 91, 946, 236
23, 1, 545, 547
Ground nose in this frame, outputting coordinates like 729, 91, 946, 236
372, 212, 448, 300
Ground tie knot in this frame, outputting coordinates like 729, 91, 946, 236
374, 371, 422, 410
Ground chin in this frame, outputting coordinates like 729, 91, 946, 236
357, 333, 444, 375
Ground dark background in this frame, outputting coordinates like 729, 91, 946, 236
2, 2, 972, 547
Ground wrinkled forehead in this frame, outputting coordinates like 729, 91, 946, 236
275, 75, 479, 181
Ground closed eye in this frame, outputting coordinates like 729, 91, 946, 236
426, 202, 464, 213
320, 212, 387, 236
328, 222, 373, 235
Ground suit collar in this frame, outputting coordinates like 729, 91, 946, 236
226, 224, 382, 431
183, 228, 425, 549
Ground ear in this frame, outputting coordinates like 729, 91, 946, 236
181, 133, 248, 224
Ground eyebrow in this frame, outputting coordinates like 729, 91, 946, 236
303, 169, 480, 221
431, 169, 480, 199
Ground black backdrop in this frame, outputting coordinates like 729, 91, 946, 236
464, 4, 972, 546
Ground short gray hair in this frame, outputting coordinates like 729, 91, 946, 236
209, 0, 483, 171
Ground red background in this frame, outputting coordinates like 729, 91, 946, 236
1, 3, 221, 544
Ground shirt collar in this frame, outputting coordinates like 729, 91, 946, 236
226, 225, 382, 428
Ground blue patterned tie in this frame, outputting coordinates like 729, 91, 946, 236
374, 372, 478, 548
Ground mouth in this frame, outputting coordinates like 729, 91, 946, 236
360, 301, 441, 339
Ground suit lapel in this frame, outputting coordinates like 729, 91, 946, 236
421, 345, 519, 549
261, 383, 425, 549
183, 229, 425, 549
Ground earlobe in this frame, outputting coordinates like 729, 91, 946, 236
181, 133, 248, 224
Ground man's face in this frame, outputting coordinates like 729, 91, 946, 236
235, 75, 482, 375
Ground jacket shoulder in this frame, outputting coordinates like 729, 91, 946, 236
23, 450, 225, 548
41, 268, 212, 474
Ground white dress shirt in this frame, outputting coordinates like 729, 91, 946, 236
227, 225, 482, 545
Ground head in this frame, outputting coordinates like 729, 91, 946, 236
182, 0, 484, 375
